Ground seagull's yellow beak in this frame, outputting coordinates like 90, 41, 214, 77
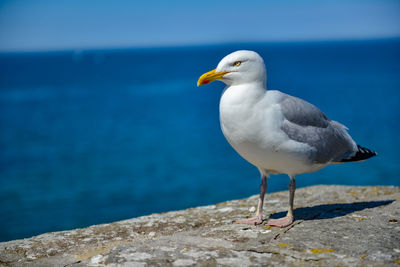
197, 69, 228, 87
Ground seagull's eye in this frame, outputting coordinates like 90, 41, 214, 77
233, 61, 242, 67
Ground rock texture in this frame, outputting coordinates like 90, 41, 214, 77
1, 185, 400, 266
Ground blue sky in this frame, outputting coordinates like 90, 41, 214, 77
0, 0, 399, 51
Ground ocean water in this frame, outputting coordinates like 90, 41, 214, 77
0, 39, 399, 241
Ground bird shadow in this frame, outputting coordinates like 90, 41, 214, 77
268, 200, 394, 221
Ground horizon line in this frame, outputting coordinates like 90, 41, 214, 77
1, 36, 399, 54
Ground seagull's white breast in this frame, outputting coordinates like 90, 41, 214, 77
219, 87, 326, 175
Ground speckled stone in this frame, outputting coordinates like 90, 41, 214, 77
1, 185, 399, 266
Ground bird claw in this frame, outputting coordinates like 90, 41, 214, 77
232, 216, 264, 225
267, 216, 294, 228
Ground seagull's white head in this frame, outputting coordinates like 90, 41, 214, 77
197, 50, 266, 87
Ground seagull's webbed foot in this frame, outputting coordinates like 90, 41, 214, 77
267, 215, 293, 228
232, 214, 264, 226
233, 174, 267, 226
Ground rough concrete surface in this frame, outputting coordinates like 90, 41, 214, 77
1, 185, 400, 266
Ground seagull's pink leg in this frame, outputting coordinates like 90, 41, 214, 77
268, 175, 296, 228
233, 174, 267, 225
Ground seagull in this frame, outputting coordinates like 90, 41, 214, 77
197, 50, 377, 227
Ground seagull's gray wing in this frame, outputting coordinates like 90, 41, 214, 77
279, 93, 356, 163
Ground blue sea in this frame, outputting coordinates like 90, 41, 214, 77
0, 39, 399, 242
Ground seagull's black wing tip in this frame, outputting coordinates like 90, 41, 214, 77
340, 145, 377, 162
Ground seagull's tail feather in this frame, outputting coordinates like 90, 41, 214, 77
340, 145, 377, 162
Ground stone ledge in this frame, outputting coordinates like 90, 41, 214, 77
1, 185, 400, 266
